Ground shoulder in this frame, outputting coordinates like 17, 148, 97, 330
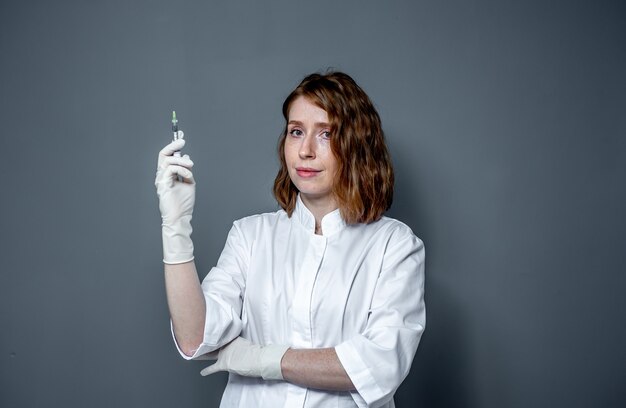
232, 208, 289, 235
365, 216, 423, 244
366, 217, 425, 262
222, 209, 288, 250
372, 217, 425, 272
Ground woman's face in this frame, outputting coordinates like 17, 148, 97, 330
284, 96, 338, 208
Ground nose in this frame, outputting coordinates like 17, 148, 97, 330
298, 134, 316, 159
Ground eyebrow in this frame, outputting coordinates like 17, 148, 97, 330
288, 120, 331, 128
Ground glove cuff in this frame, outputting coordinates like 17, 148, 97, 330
260, 344, 290, 380
162, 214, 195, 264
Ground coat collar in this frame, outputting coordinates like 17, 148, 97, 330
293, 194, 346, 236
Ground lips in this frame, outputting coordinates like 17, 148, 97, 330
296, 167, 321, 178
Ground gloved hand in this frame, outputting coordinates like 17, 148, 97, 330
200, 337, 289, 380
155, 134, 196, 264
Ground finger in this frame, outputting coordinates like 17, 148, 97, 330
156, 165, 195, 187
176, 130, 185, 140
165, 165, 195, 183
159, 139, 186, 157
161, 155, 194, 169
200, 362, 222, 376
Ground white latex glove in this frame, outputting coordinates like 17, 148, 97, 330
200, 337, 289, 380
155, 133, 196, 264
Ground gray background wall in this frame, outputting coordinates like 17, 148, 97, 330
1, 1, 624, 407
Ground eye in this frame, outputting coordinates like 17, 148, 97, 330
289, 128, 303, 137
321, 131, 331, 140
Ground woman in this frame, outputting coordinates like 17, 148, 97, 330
155, 72, 425, 407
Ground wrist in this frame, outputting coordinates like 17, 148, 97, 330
260, 344, 290, 380
162, 215, 194, 264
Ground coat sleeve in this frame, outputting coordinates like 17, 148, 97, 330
172, 221, 249, 360
335, 227, 426, 407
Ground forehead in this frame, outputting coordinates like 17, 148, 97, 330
287, 96, 329, 123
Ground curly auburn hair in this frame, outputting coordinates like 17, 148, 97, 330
273, 71, 394, 224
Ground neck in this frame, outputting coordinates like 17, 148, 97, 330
300, 195, 338, 235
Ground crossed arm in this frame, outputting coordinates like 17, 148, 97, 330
164, 261, 355, 391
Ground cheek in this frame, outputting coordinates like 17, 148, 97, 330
322, 158, 338, 179
319, 143, 337, 170
316, 139, 333, 157
283, 141, 296, 164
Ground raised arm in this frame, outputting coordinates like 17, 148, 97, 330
155, 137, 205, 356
164, 261, 206, 356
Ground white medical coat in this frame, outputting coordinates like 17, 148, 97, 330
173, 196, 425, 407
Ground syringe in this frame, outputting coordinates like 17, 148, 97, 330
172, 111, 183, 182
